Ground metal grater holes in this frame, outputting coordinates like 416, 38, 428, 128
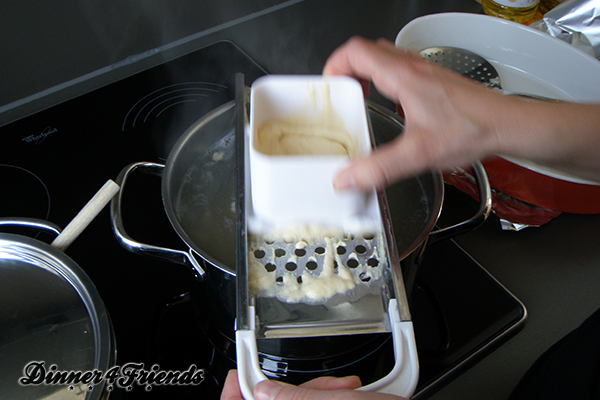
255, 249, 381, 274
247, 228, 390, 304
265, 263, 276, 272
424, 49, 487, 77
285, 262, 297, 271
275, 249, 286, 257
250, 229, 384, 294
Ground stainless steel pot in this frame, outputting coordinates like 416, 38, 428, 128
111, 100, 491, 339
0, 219, 115, 400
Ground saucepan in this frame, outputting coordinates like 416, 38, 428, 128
110, 99, 492, 346
0, 180, 118, 400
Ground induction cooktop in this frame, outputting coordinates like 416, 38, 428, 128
0, 40, 526, 399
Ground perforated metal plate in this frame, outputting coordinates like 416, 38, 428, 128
247, 229, 388, 307
420, 46, 501, 88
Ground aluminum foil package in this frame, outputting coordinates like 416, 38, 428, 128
530, 0, 600, 59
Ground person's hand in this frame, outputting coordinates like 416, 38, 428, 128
220, 370, 408, 400
220, 370, 362, 400
324, 36, 506, 190
323, 37, 600, 189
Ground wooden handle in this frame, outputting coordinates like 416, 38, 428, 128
51, 179, 120, 251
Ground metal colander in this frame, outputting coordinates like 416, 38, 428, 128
420, 46, 501, 88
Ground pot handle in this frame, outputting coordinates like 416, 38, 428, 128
0, 217, 62, 237
110, 162, 206, 281
428, 160, 492, 245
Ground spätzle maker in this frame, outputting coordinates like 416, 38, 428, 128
234, 74, 419, 399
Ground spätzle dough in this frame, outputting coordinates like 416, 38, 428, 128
255, 119, 356, 156
253, 84, 358, 157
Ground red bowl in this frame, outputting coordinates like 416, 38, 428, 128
482, 156, 600, 214
396, 103, 600, 215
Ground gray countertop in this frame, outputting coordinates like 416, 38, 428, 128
434, 190, 600, 399
2, 1, 600, 398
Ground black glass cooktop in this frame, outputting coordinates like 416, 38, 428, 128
0, 41, 525, 399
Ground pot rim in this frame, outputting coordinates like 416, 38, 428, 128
162, 101, 446, 276
0, 232, 115, 399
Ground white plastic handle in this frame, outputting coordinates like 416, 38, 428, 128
358, 299, 419, 397
236, 306, 268, 400
235, 299, 419, 399
236, 330, 268, 399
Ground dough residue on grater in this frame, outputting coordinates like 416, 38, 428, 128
247, 226, 387, 305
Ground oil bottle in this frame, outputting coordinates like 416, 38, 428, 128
539, 0, 564, 14
482, 0, 540, 23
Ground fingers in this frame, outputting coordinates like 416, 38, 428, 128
323, 36, 375, 98
221, 372, 403, 400
323, 37, 431, 190
334, 132, 434, 190
322, 36, 365, 78
221, 370, 244, 400
322, 37, 421, 105
300, 375, 362, 390
221, 371, 362, 400
322, 36, 395, 80
254, 379, 407, 400
322, 37, 389, 100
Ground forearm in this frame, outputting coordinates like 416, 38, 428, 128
494, 99, 600, 183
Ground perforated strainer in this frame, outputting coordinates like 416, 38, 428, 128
420, 46, 502, 88
420, 47, 558, 102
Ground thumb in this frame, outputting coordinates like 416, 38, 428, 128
334, 133, 432, 191
254, 380, 407, 400
254, 380, 308, 400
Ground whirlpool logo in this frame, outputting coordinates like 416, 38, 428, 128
21, 127, 57, 145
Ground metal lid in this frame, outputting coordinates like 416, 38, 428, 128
0, 233, 114, 399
